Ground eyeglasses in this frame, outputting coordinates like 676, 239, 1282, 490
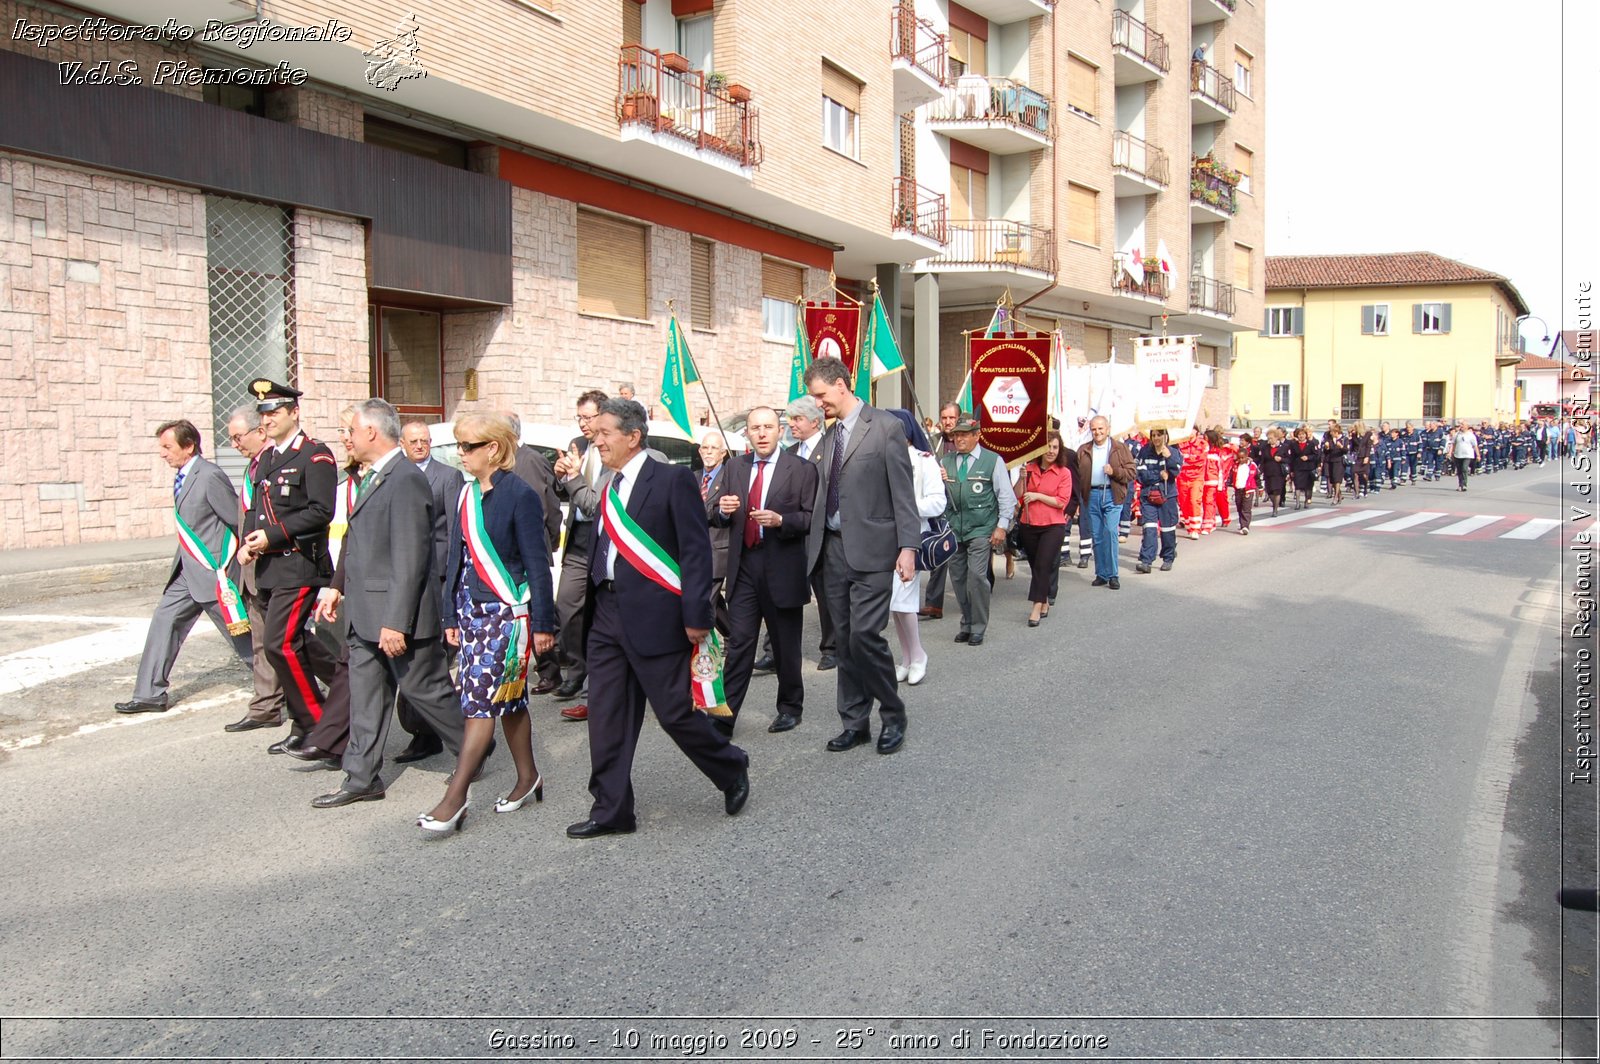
458, 440, 490, 453
228, 427, 262, 444
575, 413, 596, 424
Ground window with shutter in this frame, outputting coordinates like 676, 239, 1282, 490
1082, 325, 1110, 362
761, 258, 804, 341
1418, 302, 1446, 334
690, 238, 713, 330
1234, 145, 1253, 194
1067, 183, 1098, 245
1233, 47, 1253, 97
622, 0, 641, 45
1232, 243, 1252, 290
822, 63, 862, 158
1067, 55, 1097, 118
577, 209, 648, 320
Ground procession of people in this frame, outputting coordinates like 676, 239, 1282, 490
113, 371, 1588, 838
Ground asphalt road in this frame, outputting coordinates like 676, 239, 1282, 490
1, 460, 1593, 1062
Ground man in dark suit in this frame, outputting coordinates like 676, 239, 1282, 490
506, 412, 565, 696
115, 419, 255, 714
804, 357, 922, 756
311, 398, 465, 808
551, 389, 609, 706
567, 399, 749, 839
220, 406, 286, 733
712, 406, 816, 735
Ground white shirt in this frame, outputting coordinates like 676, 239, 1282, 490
274, 430, 305, 455
1090, 440, 1111, 486
604, 449, 653, 581
824, 402, 864, 532
746, 451, 777, 510
368, 446, 404, 476
794, 435, 819, 462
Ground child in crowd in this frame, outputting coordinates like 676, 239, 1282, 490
1232, 439, 1261, 535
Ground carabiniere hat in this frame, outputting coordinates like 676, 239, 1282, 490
950, 416, 980, 433
249, 378, 302, 413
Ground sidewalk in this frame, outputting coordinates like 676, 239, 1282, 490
0, 537, 172, 609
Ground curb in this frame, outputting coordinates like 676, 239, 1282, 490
0, 558, 168, 609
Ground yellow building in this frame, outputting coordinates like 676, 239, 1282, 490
1231, 252, 1528, 426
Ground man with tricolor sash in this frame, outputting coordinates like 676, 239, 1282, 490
115, 419, 255, 715
566, 398, 750, 839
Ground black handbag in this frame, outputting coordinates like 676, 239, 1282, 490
917, 517, 958, 572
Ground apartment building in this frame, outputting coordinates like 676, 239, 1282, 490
0, 0, 1264, 549
1230, 252, 1530, 425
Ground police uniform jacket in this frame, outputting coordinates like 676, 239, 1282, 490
243, 431, 337, 590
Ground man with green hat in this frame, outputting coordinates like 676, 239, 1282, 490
939, 417, 1015, 647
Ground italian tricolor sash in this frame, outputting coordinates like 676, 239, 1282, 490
598, 477, 728, 716
459, 482, 531, 703
174, 511, 249, 635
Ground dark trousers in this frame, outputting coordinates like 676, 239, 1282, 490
342, 632, 463, 793
723, 550, 805, 724
584, 587, 747, 829
1016, 523, 1066, 605
922, 558, 946, 609
1233, 488, 1254, 530
822, 532, 904, 733
555, 533, 592, 683
1457, 459, 1471, 489
259, 586, 338, 734
394, 584, 446, 745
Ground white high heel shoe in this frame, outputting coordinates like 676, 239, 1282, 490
494, 775, 544, 814
907, 656, 928, 685
895, 663, 909, 683
417, 801, 469, 835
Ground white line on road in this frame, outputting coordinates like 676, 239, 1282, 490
1499, 518, 1560, 540
1430, 515, 1502, 536
0, 691, 246, 753
1366, 511, 1449, 532
1304, 509, 1393, 529
1250, 508, 1334, 527
0, 614, 219, 697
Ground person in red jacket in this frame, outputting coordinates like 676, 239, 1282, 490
1231, 437, 1261, 534
1177, 429, 1208, 540
1201, 429, 1235, 534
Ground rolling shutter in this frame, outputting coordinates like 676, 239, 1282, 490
690, 238, 713, 330
822, 62, 862, 113
1067, 55, 1097, 116
577, 210, 648, 320
762, 258, 804, 302
623, 0, 642, 44
1067, 183, 1097, 245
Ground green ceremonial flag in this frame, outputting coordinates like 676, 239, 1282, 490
789, 306, 809, 403
660, 317, 695, 438
856, 292, 906, 405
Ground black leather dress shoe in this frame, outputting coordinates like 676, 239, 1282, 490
566, 818, 636, 839
767, 712, 801, 733
1108, 578, 1121, 590
310, 786, 384, 808
953, 631, 970, 643
556, 678, 584, 699
286, 743, 336, 762
1077, 558, 1090, 569
394, 740, 444, 764
751, 655, 776, 674
224, 716, 280, 733
530, 677, 560, 696
114, 697, 168, 714
724, 768, 750, 816
816, 654, 837, 671
968, 635, 984, 647
1091, 577, 1108, 587
267, 735, 305, 755
825, 729, 871, 752
876, 723, 905, 755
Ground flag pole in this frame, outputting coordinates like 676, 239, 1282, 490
665, 300, 731, 453
867, 279, 926, 425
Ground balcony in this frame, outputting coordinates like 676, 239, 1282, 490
617, 45, 763, 171
891, 176, 948, 247
924, 219, 1056, 292
1112, 131, 1169, 195
1192, 0, 1236, 25
1111, 254, 1172, 301
1190, 60, 1236, 122
1112, 10, 1169, 84
1189, 158, 1240, 220
1189, 275, 1236, 318
927, 76, 1053, 154
953, 0, 1054, 24
891, 1, 947, 109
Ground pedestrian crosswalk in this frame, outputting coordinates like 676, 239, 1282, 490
1249, 507, 1569, 541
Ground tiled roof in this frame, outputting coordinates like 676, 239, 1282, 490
1551, 330, 1596, 359
1516, 353, 1577, 372
1265, 251, 1529, 314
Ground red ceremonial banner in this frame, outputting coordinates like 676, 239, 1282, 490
805, 302, 862, 375
970, 332, 1052, 468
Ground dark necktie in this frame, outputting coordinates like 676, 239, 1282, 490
826, 423, 848, 522
172, 470, 185, 501
591, 471, 623, 583
744, 459, 766, 549
958, 453, 970, 479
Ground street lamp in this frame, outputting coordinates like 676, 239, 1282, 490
1516, 314, 1552, 352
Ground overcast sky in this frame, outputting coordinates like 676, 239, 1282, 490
1266, 0, 1595, 350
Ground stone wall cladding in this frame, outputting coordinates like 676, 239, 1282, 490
291, 209, 369, 439
265, 85, 364, 140
1, 153, 212, 549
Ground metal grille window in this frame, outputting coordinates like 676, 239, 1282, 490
206, 195, 295, 479
1341, 384, 1364, 422
1423, 382, 1445, 418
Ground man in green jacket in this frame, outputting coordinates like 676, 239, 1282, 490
941, 418, 1017, 647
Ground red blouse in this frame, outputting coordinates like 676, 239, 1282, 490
1018, 462, 1073, 526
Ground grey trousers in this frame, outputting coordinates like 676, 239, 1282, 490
822, 533, 905, 733
555, 534, 592, 683
949, 536, 994, 638
341, 633, 463, 793
242, 586, 286, 724
132, 577, 253, 702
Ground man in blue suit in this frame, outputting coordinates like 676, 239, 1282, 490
568, 399, 750, 838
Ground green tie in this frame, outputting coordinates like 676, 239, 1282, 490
356, 471, 374, 499
958, 454, 970, 480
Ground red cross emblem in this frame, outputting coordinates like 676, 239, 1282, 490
1154, 373, 1178, 394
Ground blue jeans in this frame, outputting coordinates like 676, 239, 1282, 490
1087, 487, 1121, 579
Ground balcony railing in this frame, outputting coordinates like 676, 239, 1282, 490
1111, 255, 1171, 299
1112, 10, 1170, 73
892, 1, 947, 87
1190, 164, 1239, 215
892, 176, 948, 245
937, 219, 1056, 273
1189, 59, 1236, 113
1190, 275, 1236, 317
928, 76, 1053, 137
1112, 131, 1169, 186
617, 45, 763, 168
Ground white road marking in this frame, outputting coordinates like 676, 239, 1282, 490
0, 691, 246, 753
1430, 515, 1502, 536
1499, 518, 1560, 540
1249, 508, 1332, 527
0, 615, 218, 696
1366, 511, 1448, 532
1304, 509, 1393, 529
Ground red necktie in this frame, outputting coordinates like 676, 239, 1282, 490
744, 459, 766, 549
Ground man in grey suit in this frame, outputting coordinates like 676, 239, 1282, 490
311, 399, 464, 808
804, 357, 921, 756
116, 419, 254, 714
220, 406, 287, 733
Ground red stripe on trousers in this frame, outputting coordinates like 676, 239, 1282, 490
280, 587, 323, 722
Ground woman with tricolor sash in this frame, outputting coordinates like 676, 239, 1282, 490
422, 414, 557, 835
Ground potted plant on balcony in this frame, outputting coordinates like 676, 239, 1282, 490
661, 51, 691, 73
726, 82, 752, 103
620, 90, 657, 124
707, 71, 728, 92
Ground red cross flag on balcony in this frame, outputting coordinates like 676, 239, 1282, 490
1133, 334, 1202, 428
